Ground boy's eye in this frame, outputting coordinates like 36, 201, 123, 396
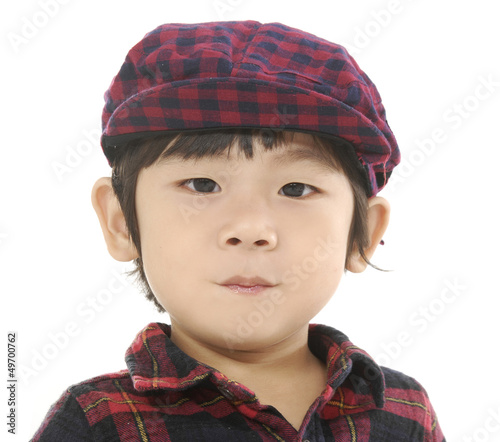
182, 179, 316, 198
279, 183, 316, 198
183, 178, 220, 193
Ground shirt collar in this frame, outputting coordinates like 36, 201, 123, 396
125, 322, 385, 408
308, 323, 385, 408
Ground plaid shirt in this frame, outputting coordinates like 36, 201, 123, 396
32, 323, 445, 441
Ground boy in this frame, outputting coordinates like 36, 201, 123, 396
32, 21, 445, 441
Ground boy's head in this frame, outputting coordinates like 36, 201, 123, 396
91, 21, 398, 347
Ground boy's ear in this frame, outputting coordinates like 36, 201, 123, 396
346, 196, 390, 273
91, 177, 139, 262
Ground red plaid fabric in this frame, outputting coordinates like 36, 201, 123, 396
101, 21, 400, 196
31, 323, 445, 441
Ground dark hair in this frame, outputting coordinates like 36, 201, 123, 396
110, 129, 373, 312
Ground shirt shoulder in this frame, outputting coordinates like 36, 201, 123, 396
30, 388, 93, 442
31, 370, 131, 442
377, 366, 445, 441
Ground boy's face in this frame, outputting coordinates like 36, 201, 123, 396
134, 133, 355, 351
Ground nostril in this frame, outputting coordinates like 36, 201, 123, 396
227, 238, 241, 245
255, 240, 268, 246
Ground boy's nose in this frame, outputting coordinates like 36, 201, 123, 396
216, 189, 279, 251
225, 233, 277, 249
218, 222, 278, 251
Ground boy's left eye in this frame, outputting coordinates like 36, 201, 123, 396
182, 179, 316, 198
279, 183, 316, 198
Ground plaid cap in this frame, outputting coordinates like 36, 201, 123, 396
101, 21, 400, 196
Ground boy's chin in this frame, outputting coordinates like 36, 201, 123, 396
204, 322, 307, 355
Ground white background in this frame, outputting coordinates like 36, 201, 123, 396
1, 0, 499, 440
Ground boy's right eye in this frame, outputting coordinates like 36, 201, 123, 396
182, 178, 221, 193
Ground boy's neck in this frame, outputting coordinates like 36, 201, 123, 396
170, 323, 316, 376
170, 323, 328, 431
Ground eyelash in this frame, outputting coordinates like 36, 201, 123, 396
179, 178, 319, 198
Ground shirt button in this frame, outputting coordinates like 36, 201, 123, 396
219, 387, 236, 400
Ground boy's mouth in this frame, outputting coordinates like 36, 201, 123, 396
219, 275, 276, 294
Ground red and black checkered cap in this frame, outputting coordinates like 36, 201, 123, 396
101, 21, 400, 196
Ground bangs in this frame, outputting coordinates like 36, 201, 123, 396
159, 129, 291, 162
116, 128, 354, 176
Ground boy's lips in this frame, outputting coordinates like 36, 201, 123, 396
219, 276, 277, 294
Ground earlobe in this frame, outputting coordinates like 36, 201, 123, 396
346, 196, 390, 273
91, 177, 139, 262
